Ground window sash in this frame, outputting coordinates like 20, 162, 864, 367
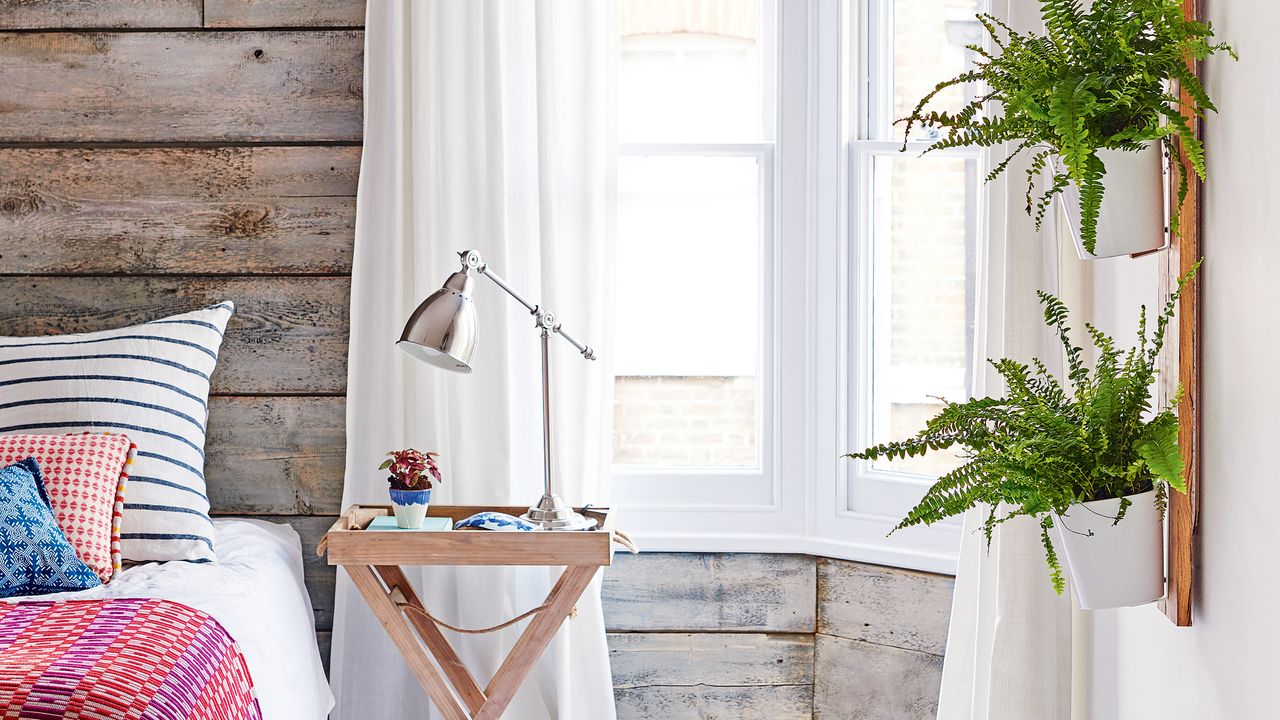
845, 140, 979, 518
611, 142, 778, 506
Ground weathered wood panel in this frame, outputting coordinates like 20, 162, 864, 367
250, 514, 338, 632
609, 632, 813, 689
0, 31, 363, 142
817, 559, 954, 655
206, 396, 345, 516
614, 685, 813, 720
0, 1, 201, 29
0, 147, 358, 275
0, 276, 350, 394
813, 634, 942, 720
602, 553, 816, 632
205, 0, 366, 28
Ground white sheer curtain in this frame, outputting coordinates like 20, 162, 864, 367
330, 1, 617, 718
935, 1, 1092, 717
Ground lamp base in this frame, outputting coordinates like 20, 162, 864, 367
521, 493, 598, 531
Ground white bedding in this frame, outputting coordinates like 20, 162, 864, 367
20, 518, 335, 720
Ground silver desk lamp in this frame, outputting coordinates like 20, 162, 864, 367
397, 249, 598, 531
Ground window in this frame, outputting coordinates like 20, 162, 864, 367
849, 0, 981, 517
611, 0, 979, 573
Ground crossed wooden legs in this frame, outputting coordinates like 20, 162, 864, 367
345, 563, 600, 720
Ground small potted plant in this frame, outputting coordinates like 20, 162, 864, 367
380, 449, 443, 529
900, 0, 1233, 258
846, 267, 1196, 609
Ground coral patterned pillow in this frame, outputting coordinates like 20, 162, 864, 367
0, 433, 133, 583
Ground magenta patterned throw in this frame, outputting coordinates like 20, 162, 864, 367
0, 598, 261, 719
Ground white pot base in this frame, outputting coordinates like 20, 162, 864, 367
1055, 489, 1165, 610
393, 502, 429, 529
1057, 143, 1168, 259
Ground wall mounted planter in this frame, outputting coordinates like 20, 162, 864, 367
1058, 142, 1168, 259
1056, 489, 1165, 609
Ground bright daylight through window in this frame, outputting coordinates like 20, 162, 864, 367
614, 0, 769, 469
613, 0, 980, 571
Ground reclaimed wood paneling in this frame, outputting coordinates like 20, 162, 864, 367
602, 553, 816, 632
206, 396, 345, 516
0, 1, 356, 676
0, 1, 201, 30
0, 147, 358, 275
615, 684, 813, 720
0, 276, 350, 394
205, 0, 366, 28
813, 634, 943, 720
609, 632, 813, 689
817, 559, 953, 655
0, 31, 363, 143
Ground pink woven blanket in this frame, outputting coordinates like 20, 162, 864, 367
0, 598, 261, 720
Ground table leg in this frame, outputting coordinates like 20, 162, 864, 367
345, 564, 470, 720
375, 565, 488, 716
475, 565, 600, 720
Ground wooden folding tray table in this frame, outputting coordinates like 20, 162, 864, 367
320, 504, 618, 720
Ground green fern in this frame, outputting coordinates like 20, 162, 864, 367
901, 0, 1235, 254
845, 265, 1199, 593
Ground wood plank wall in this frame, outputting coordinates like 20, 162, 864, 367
603, 554, 954, 719
0, 0, 367, 663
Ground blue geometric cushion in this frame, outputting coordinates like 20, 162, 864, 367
0, 458, 101, 597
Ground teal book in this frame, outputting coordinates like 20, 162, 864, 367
368, 515, 452, 531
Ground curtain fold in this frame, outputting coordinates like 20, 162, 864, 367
330, 1, 617, 718
935, 0, 1092, 717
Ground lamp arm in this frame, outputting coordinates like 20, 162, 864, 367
459, 250, 598, 362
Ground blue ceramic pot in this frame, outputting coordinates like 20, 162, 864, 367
388, 488, 432, 528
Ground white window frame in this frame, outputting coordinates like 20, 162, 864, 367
613, 0, 977, 574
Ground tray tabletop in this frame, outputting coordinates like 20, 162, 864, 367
321, 504, 616, 567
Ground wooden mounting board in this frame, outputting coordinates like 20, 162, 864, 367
1158, 0, 1204, 628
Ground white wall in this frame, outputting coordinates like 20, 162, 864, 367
1086, 2, 1280, 717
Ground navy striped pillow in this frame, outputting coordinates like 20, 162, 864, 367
0, 303, 233, 563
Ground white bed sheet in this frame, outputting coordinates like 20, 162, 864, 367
21, 518, 335, 720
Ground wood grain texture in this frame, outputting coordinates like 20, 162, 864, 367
0, 1, 201, 29
1161, 0, 1203, 628
813, 634, 942, 720
0, 147, 358, 275
609, 633, 813, 689
324, 505, 615, 568
206, 396, 345, 515
205, 0, 366, 28
0, 31, 363, 143
817, 559, 954, 655
0, 275, 350, 394
614, 685, 813, 720
602, 553, 816, 632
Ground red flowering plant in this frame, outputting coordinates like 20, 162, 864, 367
379, 449, 443, 491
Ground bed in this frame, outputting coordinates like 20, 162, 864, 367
3, 519, 334, 720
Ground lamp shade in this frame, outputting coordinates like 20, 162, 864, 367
397, 270, 477, 373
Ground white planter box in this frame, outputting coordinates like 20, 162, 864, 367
1055, 488, 1164, 610
1057, 143, 1167, 259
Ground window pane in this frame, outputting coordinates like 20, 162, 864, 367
613, 155, 761, 466
887, 0, 982, 139
619, 0, 763, 142
869, 153, 976, 476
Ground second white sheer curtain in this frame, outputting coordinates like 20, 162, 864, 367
935, 0, 1092, 718
330, 1, 617, 718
